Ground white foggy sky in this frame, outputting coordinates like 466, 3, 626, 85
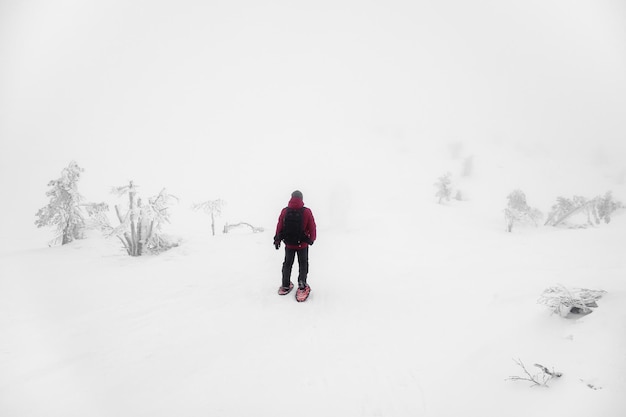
1, 0, 625, 241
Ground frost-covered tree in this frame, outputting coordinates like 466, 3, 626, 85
544, 192, 623, 227
35, 161, 86, 245
434, 173, 452, 204
504, 190, 542, 232
193, 199, 226, 236
595, 191, 623, 224
109, 181, 178, 256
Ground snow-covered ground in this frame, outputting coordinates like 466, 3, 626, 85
2, 1, 626, 416
1, 142, 625, 416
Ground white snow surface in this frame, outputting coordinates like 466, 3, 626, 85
1, 145, 626, 416
2, 1, 626, 415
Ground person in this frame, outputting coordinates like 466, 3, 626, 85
274, 190, 316, 295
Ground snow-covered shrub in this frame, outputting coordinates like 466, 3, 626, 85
193, 199, 226, 236
504, 190, 542, 232
434, 173, 452, 204
109, 182, 179, 256
544, 192, 623, 228
538, 285, 606, 317
83, 202, 111, 232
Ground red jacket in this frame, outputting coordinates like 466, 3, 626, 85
275, 197, 316, 249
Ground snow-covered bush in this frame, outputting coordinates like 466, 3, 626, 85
504, 190, 542, 232
434, 172, 452, 204
109, 182, 179, 256
83, 202, 111, 232
538, 285, 606, 317
193, 199, 226, 236
544, 192, 622, 228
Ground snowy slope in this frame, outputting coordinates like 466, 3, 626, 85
1, 1, 625, 415
1, 144, 625, 417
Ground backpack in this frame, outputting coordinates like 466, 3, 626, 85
281, 207, 305, 245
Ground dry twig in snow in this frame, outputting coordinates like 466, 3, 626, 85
507, 358, 562, 387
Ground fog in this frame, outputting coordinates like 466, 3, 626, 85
1, 0, 625, 247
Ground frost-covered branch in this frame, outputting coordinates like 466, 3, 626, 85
223, 222, 265, 234
82, 202, 111, 232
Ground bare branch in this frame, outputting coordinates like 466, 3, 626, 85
507, 358, 561, 387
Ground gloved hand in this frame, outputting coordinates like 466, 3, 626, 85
305, 236, 314, 245
274, 240, 281, 250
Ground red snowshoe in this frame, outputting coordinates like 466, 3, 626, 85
278, 282, 294, 295
295, 285, 311, 302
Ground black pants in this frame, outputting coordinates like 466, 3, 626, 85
282, 247, 309, 288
